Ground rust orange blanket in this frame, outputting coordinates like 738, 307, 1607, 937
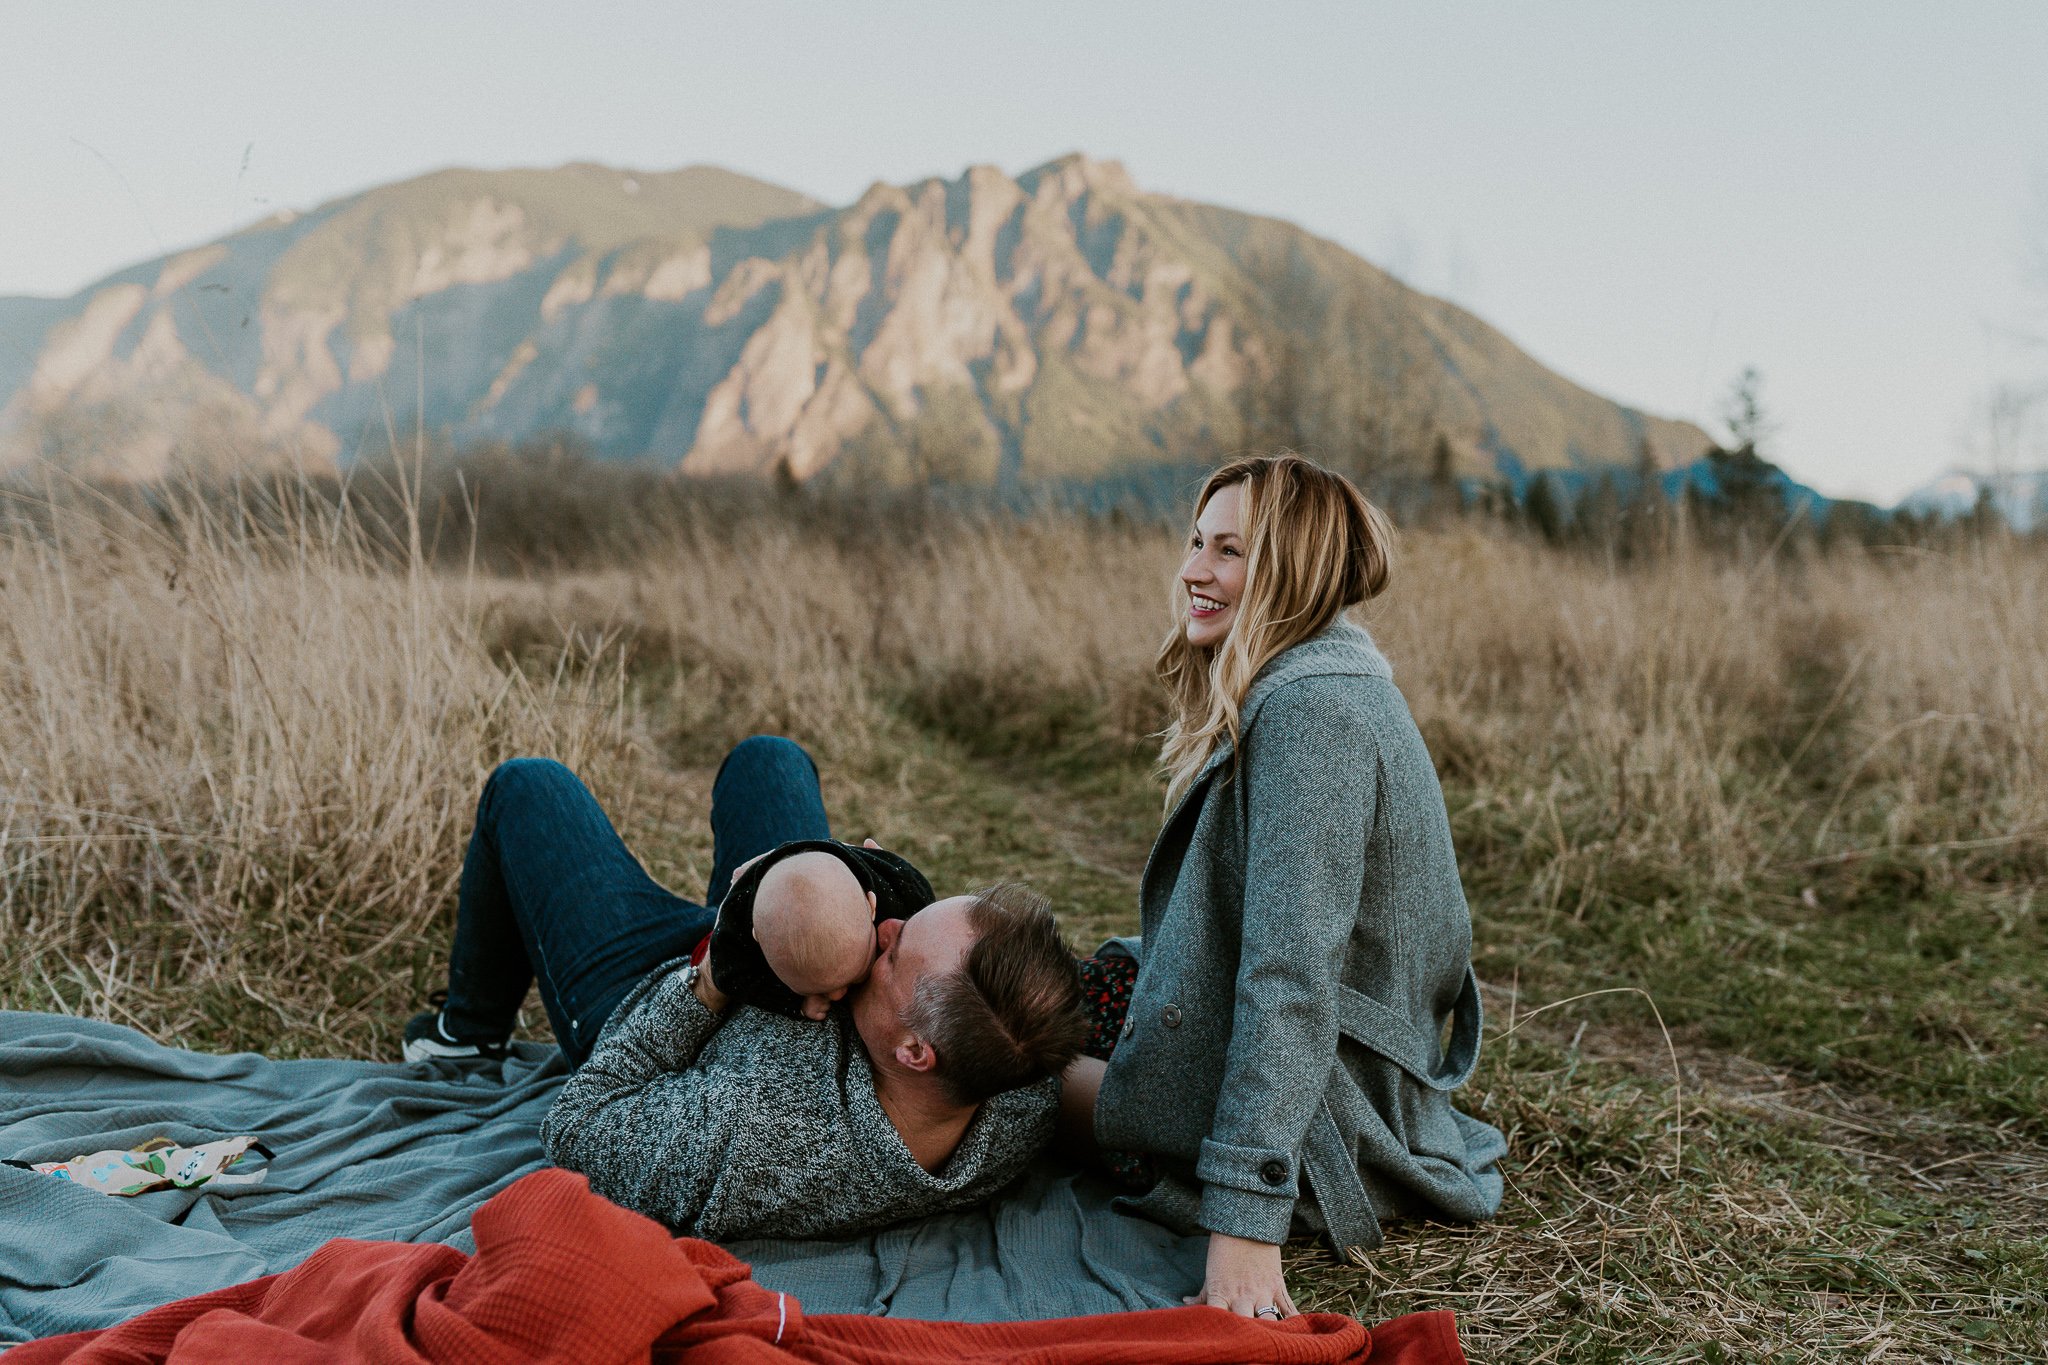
10, 1169, 1464, 1365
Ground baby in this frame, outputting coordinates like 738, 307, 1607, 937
692, 841, 931, 1020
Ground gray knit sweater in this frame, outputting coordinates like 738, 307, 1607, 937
540, 963, 1058, 1241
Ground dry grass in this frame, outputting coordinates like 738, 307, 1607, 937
2, 471, 2042, 1360
0, 482, 636, 1051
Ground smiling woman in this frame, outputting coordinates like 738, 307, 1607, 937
1180, 481, 1247, 649
1060, 453, 1505, 1321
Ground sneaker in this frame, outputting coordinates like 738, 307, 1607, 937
401, 991, 509, 1062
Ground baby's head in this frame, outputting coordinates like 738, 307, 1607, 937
752, 851, 878, 1020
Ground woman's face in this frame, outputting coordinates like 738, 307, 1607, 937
1180, 480, 1247, 649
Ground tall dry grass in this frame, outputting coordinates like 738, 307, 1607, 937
0, 484, 634, 1049
484, 510, 1176, 762
3, 474, 2043, 1049
1383, 532, 2048, 894
499, 511, 2048, 891
5, 473, 2043, 1356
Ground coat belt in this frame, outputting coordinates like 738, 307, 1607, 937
1302, 1101, 1380, 1260
1334, 966, 1482, 1092
1305, 967, 1485, 1260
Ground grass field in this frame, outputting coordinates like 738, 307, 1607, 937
2, 471, 2042, 1361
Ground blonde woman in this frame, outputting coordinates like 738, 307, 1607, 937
1061, 454, 1504, 1319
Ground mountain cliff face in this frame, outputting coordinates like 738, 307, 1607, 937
0, 155, 1711, 484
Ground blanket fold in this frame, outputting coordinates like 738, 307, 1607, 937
9, 1169, 1465, 1365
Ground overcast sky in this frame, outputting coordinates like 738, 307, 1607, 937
4, 1, 2044, 502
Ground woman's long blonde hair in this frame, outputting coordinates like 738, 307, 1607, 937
1156, 454, 1395, 807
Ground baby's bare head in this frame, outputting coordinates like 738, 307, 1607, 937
752, 851, 877, 1013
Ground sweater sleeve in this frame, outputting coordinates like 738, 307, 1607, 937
1195, 679, 1377, 1243
539, 967, 730, 1233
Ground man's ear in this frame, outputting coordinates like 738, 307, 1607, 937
866, 890, 878, 916
893, 1033, 938, 1075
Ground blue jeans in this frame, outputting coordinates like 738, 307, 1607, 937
439, 736, 831, 1065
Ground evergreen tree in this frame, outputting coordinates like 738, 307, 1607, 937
1427, 432, 1461, 524
1964, 485, 2008, 540
1578, 473, 1624, 553
1628, 430, 1669, 559
1719, 367, 1778, 456
1712, 367, 1786, 547
1525, 472, 1570, 544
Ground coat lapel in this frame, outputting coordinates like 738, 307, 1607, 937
1135, 618, 1393, 931
1137, 738, 1232, 928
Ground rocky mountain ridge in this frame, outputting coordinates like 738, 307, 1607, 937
0, 155, 1714, 485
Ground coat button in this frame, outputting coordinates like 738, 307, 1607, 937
1162, 1004, 1183, 1028
1260, 1159, 1288, 1186
1121, 1016, 1135, 1039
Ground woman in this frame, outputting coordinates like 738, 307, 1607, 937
1061, 454, 1505, 1320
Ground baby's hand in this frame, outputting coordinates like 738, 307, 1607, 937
727, 849, 772, 888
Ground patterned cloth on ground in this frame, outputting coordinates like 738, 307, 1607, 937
6, 1135, 271, 1197
1078, 952, 1157, 1190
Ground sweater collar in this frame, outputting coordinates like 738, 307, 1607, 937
1187, 616, 1392, 788
1239, 616, 1392, 723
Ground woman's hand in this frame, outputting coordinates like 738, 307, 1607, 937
1185, 1232, 1297, 1320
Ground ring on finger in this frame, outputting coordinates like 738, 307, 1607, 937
1255, 1306, 1282, 1320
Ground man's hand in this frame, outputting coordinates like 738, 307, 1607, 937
690, 948, 730, 1014
1184, 1231, 1297, 1320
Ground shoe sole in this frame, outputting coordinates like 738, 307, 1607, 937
402, 1036, 496, 1063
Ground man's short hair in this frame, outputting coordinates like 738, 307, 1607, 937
902, 883, 1087, 1106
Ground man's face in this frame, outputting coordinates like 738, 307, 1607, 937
850, 895, 978, 1068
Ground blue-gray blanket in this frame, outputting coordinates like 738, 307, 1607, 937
0, 1011, 1206, 1344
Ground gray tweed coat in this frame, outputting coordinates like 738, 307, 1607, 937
1093, 619, 1506, 1259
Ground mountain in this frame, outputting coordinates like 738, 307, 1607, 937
1901, 468, 2048, 533
0, 155, 1714, 485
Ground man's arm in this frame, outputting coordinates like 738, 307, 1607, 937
539, 961, 733, 1233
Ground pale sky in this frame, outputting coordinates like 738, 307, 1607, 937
4, 1, 2044, 503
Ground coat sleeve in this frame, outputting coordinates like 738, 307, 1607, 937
1195, 678, 1377, 1243
539, 967, 730, 1232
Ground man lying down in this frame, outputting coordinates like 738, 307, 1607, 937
542, 876, 1088, 1241
402, 737, 1090, 1241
